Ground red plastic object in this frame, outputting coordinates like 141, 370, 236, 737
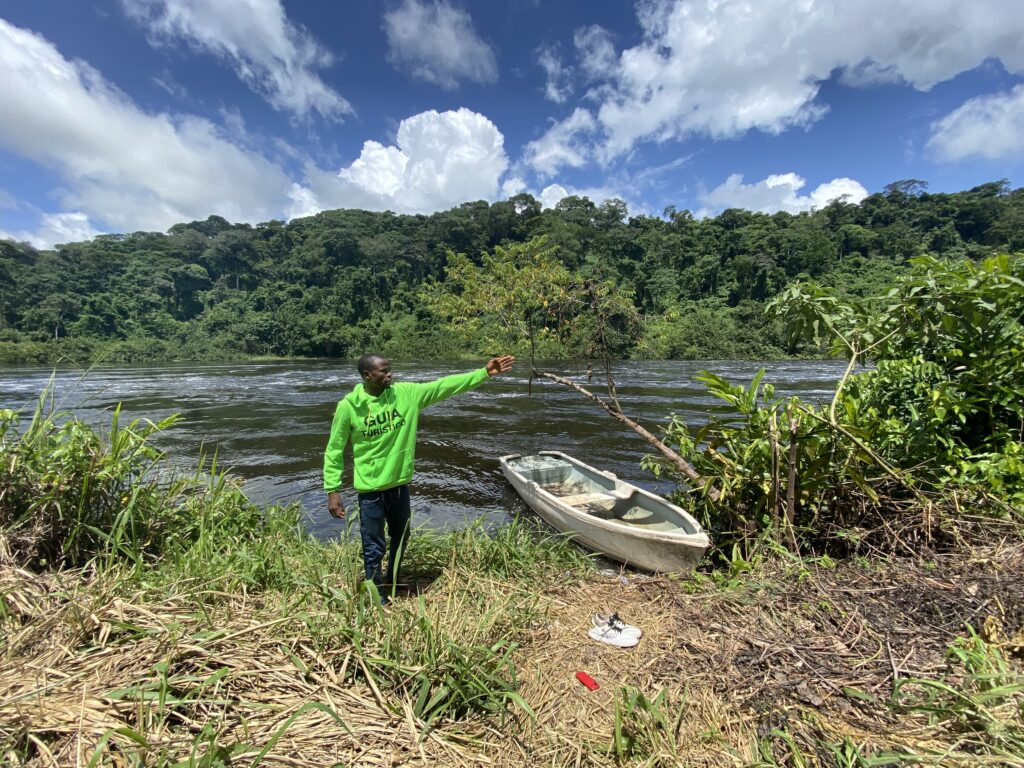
575, 671, 600, 690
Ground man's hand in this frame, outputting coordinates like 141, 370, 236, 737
327, 491, 346, 519
486, 355, 515, 377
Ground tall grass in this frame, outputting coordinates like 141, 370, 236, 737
1, 389, 179, 569
1, 388, 596, 763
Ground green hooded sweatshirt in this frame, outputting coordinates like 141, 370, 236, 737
323, 367, 489, 493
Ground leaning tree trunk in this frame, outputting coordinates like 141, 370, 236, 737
532, 369, 720, 503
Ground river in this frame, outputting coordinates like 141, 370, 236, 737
0, 360, 846, 539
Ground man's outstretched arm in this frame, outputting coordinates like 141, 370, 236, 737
414, 356, 515, 409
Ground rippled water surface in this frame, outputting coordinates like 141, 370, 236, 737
0, 360, 845, 539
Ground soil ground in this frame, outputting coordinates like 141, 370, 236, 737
512, 541, 1024, 766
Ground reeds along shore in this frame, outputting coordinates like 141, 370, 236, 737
2, 399, 1024, 767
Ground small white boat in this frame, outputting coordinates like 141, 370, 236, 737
499, 451, 710, 572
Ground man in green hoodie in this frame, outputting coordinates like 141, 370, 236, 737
324, 353, 515, 601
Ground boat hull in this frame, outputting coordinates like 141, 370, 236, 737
499, 451, 710, 572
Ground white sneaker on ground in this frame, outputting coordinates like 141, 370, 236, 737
592, 612, 642, 639
587, 624, 639, 648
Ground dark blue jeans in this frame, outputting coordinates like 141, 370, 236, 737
358, 485, 411, 593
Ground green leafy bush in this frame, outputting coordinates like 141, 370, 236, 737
0, 385, 275, 569
651, 253, 1024, 555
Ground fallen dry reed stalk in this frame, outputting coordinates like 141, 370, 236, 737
2, 542, 1023, 767
1, 565, 505, 767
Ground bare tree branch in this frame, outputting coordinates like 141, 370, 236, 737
532, 369, 720, 502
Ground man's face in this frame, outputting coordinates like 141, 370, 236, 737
362, 358, 393, 390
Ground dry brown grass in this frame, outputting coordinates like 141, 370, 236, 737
3, 542, 1023, 767
510, 542, 1024, 767
1, 564, 503, 767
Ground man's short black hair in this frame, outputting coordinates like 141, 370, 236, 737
357, 353, 386, 376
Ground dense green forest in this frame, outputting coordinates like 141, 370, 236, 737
1, 179, 1022, 363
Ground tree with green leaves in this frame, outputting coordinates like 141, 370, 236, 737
2, 179, 1023, 363
423, 236, 714, 494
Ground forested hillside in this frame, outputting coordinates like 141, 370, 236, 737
1, 179, 1021, 363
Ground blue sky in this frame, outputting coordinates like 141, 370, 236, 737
2, 0, 1023, 247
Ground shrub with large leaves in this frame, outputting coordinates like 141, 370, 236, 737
653, 253, 1024, 555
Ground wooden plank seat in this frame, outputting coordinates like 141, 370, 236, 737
559, 491, 616, 507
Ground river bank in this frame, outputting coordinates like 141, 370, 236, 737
0, 332, 819, 367
0, 340, 516, 367
3, 358, 1023, 765
3, 521, 1022, 767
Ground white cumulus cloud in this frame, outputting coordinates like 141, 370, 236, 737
700, 173, 868, 215
523, 108, 597, 177
284, 182, 322, 221
538, 184, 570, 210
531, 183, 638, 214
290, 108, 509, 217
0, 19, 294, 234
0, 212, 102, 250
501, 176, 528, 198
121, 0, 351, 121
927, 84, 1024, 161
545, 0, 1024, 166
383, 0, 498, 89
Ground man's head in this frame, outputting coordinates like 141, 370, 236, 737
357, 353, 392, 393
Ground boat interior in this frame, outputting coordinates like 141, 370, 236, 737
506, 453, 702, 534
